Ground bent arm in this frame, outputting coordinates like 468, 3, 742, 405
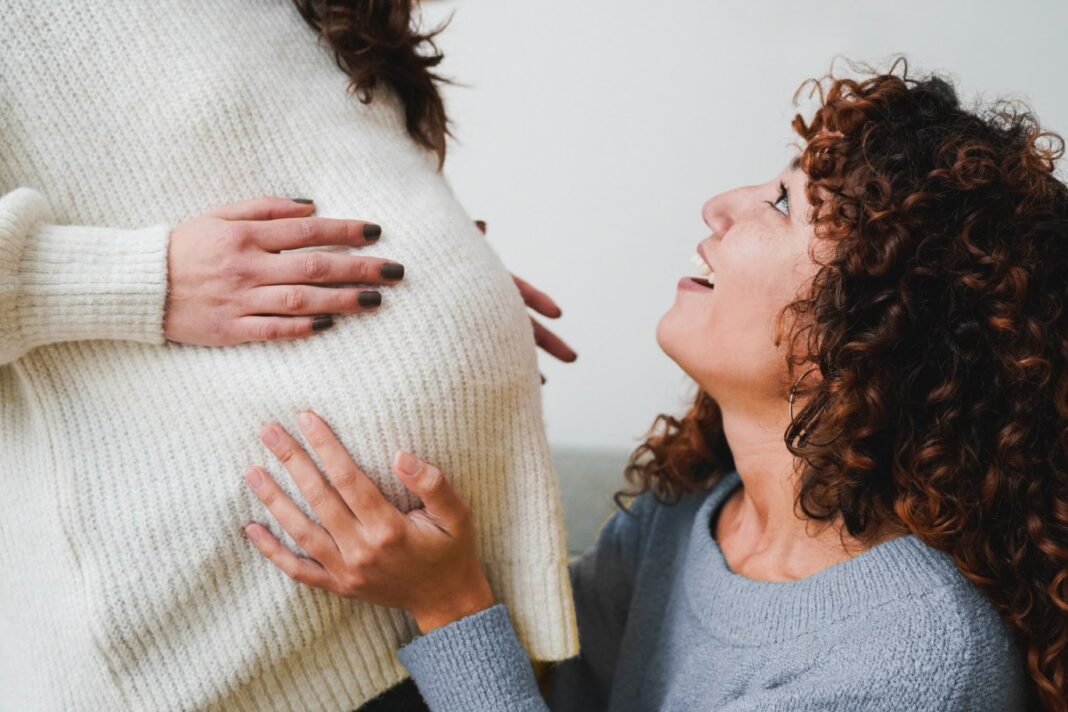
397, 498, 652, 711
0, 186, 170, 365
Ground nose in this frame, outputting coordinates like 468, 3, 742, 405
701, 182, 767, 236
701, 188, 737, 237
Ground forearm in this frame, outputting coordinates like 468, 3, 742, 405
0, 187, 170, 365
398, 604, 551, 712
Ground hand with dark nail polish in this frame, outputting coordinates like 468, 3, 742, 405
165, 196, 403, 345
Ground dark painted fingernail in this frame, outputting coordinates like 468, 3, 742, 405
363, 224, 382, 241
380, 262, 405, 280
289, 197, 314, 204
312, 314, 333, 331
359, 290, 382, 308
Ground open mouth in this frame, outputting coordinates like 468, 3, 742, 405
689, 254, 716, 289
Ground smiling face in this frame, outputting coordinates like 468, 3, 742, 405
656, 156, 826, 405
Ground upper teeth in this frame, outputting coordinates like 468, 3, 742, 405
691, 253, 716, 283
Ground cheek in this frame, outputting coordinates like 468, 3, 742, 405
656, 232, 817, 383
656, 271, 789, 382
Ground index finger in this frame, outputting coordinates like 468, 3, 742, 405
295, 410, 397, 526
248, 217, 383, 252
259, 423, 355, 534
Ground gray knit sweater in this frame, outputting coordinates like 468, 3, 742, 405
398, 470, 1029, 711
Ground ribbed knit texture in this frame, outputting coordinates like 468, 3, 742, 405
399, 471, 1029, 711
0, 2, 577, 710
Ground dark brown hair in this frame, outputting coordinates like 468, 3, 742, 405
292, 0, 451, 167
620, 56, 1068, 711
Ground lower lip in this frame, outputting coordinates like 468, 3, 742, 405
677, 276, 715, 293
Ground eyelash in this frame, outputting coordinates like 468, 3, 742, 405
765, 181, 789, 216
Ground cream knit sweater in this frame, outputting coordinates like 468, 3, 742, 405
0, 2, 577, 710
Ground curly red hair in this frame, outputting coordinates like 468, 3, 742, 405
620, 57, 1068, 711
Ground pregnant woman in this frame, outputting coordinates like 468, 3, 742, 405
242, 61, 1068, 711
0, 2, 578, 710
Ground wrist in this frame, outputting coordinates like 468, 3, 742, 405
411, 576, 496, 634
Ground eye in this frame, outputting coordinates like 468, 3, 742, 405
765, 181, 790, 217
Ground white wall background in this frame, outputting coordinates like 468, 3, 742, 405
421, 0, 1068, 453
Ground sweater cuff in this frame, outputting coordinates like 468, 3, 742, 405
18, 216, 171, 351
397, 604, 548, 712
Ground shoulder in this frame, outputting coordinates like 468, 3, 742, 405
914, 579, 1027, 710
820, 552, 1028, 711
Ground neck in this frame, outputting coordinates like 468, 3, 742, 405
714, 394, 897, 582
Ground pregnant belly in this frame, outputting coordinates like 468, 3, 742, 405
19, 238, 539, 680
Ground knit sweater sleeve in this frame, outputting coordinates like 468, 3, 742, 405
0, 187, 171, 365
396, 498, 653, 712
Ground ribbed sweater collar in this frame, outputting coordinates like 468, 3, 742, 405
683, 470, 961, 644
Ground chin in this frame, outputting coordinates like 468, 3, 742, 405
656, 305, 694, 370
657, 300, 721, 387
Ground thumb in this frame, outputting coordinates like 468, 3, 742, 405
207, 195, 316, 221
393, 452, 468, 529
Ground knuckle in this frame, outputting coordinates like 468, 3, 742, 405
351, 259, 370, 284
421, 468, 446, 495
275, 446, 294, 464
290, 320, 311, 338
304, 485, 328, 509
220, 223, 250, 249
281, 560, 303, 581
257, 321, 280, 341
302, 253, 329, 280
283, 287, 306, 312
370, 524, 402, 549
349, 548, 376, 570
339, 571, 366, 594
331, 467, 358, 490
291, 526, 314, 550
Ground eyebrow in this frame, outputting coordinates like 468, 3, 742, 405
789, 155, 801, 171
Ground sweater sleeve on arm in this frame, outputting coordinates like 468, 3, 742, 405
397, 604, 549, 712
397, 497, 655, 712
0, 186, 171, 365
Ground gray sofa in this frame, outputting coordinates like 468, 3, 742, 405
551, 445, 632, 555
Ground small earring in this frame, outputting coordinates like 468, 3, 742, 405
788, 366, 819, 421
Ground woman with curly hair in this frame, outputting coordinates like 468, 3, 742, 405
241, 58, 1067, 710
0, 1, 579, 710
